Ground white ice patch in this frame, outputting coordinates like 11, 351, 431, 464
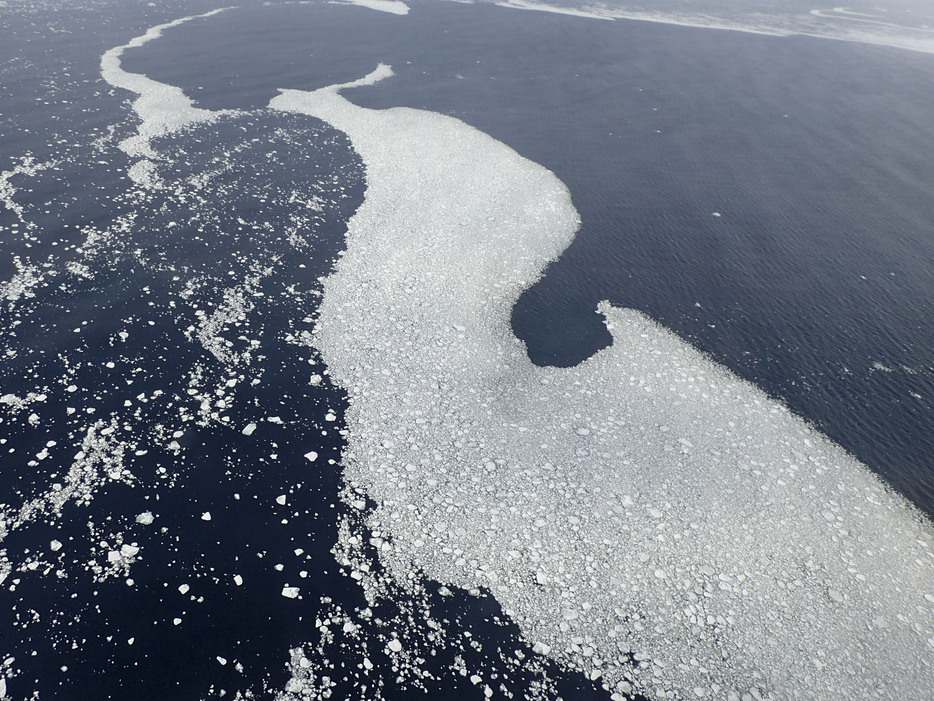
271, 67, 934, 698
99, 8, 234, 184
332, 0, 410, 16
0, 420, 134, 543
0, 257, 44, 304
493, 0, 934, 55
496, 0, 612, 21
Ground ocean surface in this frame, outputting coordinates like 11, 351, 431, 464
1, 0, 933, 699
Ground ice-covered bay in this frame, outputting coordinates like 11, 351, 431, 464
272, 67, 934, 698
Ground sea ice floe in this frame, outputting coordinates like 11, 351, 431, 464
337, 0, 410, 16
271, 62, 934, 698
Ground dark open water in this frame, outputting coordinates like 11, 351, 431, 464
1, 0, 933, 698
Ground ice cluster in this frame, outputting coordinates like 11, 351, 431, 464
271, 67, 934, 698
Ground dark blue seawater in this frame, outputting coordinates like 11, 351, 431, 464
2, 0, 933, 698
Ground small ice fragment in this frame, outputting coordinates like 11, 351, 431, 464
50, 539, 62, 552
281, 586, 300, 598
325, 412, 336, 422
178, 584, 190, 595
217, 656, 227, 665
234, 574, 243, 586
242, 423, 257, 436
387, 639, 403, 653
276, 495, 287, 505
304, 451, 319, 462
136, 512, 154, 525
201, 512, 212, 521
532, 641, 552, 655
120, 544, 139, 558
173, 618, 182, 626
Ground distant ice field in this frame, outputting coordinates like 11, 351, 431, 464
1, 1, 934, 699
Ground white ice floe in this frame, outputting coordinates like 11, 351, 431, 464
271, 65, 934, 698
332, 0, 409, 16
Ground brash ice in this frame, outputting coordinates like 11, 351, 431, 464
270, 65, 934, 698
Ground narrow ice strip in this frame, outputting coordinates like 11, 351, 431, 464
100, 8, 233, 180
0, 155, 55, 224
810, 7, 920, 30
492, 0, 934, 54
495, 0, 612, 21
331, 0, 410, 16
272, 69, 934, 698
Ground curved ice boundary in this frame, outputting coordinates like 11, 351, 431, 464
271, 69, 934, 698
100, 8, 234, 186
